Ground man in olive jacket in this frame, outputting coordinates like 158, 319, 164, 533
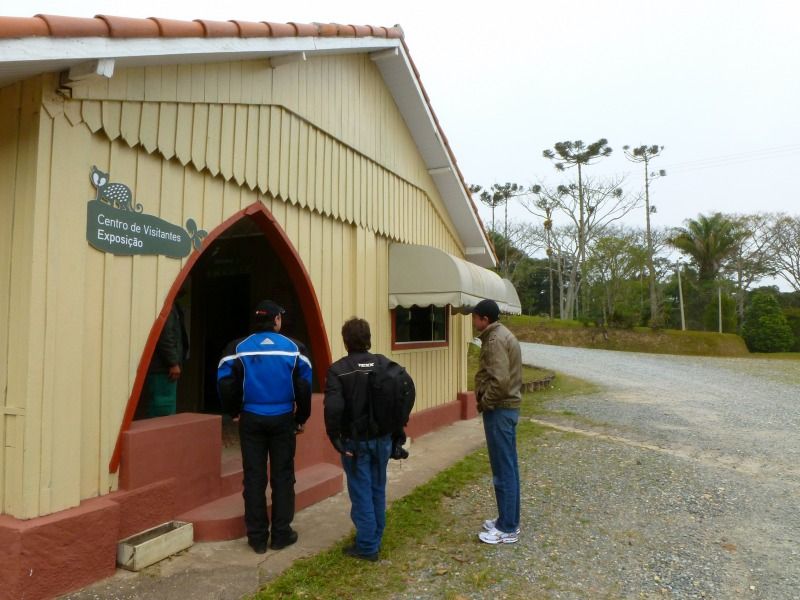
472, 299, 522, 545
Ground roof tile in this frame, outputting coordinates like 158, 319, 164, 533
289, 22, 317, 37
194, 19, 239, 38
149, 17, 204, 38
350, 25, 371, 37
262, 22, 295, 37
96, 14, 160, 38
0, 16, 49, 38
0, 17, 50, 39
230, 20, 270, 38
369, 26, 388, 38
0, 14, 407, 43
35, 14, 109, 37
316, 23, 338, 37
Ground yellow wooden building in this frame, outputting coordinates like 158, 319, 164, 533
0, 14, 520, 599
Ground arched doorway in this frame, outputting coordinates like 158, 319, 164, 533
110, 202, 332, 472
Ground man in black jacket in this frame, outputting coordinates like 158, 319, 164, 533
217, 300, 312, 554
324, 317, 407, 562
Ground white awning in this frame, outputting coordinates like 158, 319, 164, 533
388, 244, 522, 315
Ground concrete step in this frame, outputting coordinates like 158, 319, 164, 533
219, 455, 243, 497
180, 462, 343, 541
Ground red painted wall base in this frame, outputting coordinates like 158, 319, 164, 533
0, 390, 477, 600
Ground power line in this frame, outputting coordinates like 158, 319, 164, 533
663, 144, 800, 173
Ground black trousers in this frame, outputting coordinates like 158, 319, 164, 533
239, 411, 297, 544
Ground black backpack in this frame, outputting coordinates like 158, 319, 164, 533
368, 355, 415, 438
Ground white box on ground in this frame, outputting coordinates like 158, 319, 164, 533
116, 521, 194, 571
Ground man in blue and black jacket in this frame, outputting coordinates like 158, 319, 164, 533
217, 299, 312, 554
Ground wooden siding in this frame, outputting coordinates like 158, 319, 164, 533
71, 56, 441, 207
0, 79, 50, 517
2, 56, 474, 518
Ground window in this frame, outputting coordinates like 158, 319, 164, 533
392, 305, 449, 349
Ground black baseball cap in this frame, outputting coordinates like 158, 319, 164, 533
254, 299, 285, 320
472, 299, 500, 322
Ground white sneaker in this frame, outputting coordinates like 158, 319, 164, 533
478, 527, 519, 544
483, 519, 520, 535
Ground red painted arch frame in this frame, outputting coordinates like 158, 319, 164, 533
108, 202, 333, 473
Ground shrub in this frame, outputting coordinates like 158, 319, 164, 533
741, 294, 795, 352
608, 307, 639, 329
782, 307, 800, 352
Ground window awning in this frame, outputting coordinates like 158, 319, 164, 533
389, 244, 522, 315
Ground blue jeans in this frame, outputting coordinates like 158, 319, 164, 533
341, 435, 392, 555
483, 408, 520, 533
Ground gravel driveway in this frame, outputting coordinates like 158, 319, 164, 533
394, 345, 799, 600
520, 344, 800, 599
520, 344, 800, 480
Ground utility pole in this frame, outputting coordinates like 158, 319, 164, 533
543, 203, 555, 319
718, 286, 723, 333
676, 263, 686, 331
623, 144, 666, 326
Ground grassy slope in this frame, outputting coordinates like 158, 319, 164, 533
503, 315, 750, 357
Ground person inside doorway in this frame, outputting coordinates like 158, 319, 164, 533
142, 290, 189, 417
217, 300, 312, 554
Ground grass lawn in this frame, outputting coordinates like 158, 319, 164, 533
251, 373, 595, 600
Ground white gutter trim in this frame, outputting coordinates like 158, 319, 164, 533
392, 44, 495, 266
0, 35, 400, 64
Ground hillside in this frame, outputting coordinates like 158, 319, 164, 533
502, 315, 750, 357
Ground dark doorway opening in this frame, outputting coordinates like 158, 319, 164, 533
181, 215, 312, 415
112, 203, 332, 474
137, 216, 312, 428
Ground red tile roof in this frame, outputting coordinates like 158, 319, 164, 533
0, 14, 403, 40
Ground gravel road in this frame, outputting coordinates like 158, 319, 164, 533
520, 344, 800, 480
394, 345, 799, 600
519, 344, 800, 599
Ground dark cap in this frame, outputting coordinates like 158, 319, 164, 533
472, 299, 500, 322
254, 299, 285, 320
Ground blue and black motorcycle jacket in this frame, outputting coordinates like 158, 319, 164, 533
217, 330, 312, 424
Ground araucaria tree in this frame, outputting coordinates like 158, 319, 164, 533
470, 182, 525, 275
540, 139, 615, 318
623, 144, 666, 326
542, 140, 613, 275
469, 184, 502, 232
523, 176, 640, 320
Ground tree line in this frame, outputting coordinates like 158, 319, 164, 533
471, 139, 800, 352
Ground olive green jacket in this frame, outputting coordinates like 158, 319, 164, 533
475, 321, 522, 412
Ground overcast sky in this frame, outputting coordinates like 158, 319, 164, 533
5, 1, 799, 235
